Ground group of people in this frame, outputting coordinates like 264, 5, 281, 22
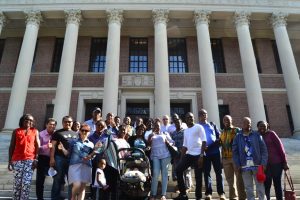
7, 107, 289, 200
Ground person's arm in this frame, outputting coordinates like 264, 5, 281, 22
8, 130, 16, 171
270, 131, 289, 170
50, 140, 57, 167
58, 142, 69, 156
198, 125, 207, 168
32, 129, 40, 170
232, 134, 241, 169
258, 134, 268, 168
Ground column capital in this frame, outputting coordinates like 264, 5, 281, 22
194, 10, 211, 26
65, 9, 82, 25
0, 11, 7, 27
234, 11, 251, 27
106, 9, 123, 25
270, 12, 288, 28
24, 10, 42, 26
152, 9, 169, 26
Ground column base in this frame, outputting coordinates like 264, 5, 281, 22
292, 129, 300, 140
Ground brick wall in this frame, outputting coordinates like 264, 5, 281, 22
255, 39, 278, 74
186, 36, 199, 73
222, 37, 242, 73
0, 37, 22, 73
120, 36, 129, 72
0, 93, 10, 129
75, 36, 91, 72
34, 37, 56, 72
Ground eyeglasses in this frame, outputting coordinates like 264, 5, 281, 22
63, 121, 73, 123
163, 118, 168, 120
80, 129, 89, 133
25, 118, 33, 122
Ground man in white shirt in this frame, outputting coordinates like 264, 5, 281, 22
173, 112, 207, 200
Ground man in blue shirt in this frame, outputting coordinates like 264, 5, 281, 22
199, 109, 225, 200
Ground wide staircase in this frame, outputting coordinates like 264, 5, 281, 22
1, 132, 300, 200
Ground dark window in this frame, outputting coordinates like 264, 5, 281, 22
126, 103, 150, 123
211, 39, 226, 73
0, 39, 5, 64
51, 38, 64, 72
85, 102, 103, 121
170, 103, 191, 123
218, 105, 230, 129
44, 104, 54, 127
89, 38, 107, 72
129, 38, 148, 72
31, 39, 39, 72
264, 105, 269, 123
168, 38, 188, 73
286, 105, 294, 133
252, 39, 262, 73
271, 40, 282, 74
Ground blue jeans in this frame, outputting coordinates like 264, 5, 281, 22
151, 156, 171, 196
265, 163, 283, 200
204, 153, 225, 195
51, 155, 70, 200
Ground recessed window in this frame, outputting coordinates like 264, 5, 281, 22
129, 38, 148, 72
252, 39, 262, 73
271, 40, 282, 74
211, 39, 226, 73
89, 38, 107, 73
218, 105, 230, 129
168, 38, 188, 73
51, 38, 64, 72
286, 105, 294, 133
0, 39, 5, 65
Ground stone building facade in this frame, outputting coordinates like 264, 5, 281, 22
0, 0, 300, 137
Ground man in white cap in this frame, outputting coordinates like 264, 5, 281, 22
85, 107, 102, 132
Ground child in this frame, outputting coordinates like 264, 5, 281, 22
94, 159, 109, 199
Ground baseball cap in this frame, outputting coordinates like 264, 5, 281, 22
93, 107, 101, 113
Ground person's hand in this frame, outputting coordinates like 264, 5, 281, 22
48, 140, 52, 149
57, 142, 64, 150
83, 155, 92, 161
198, 157, 204, 168
7, 162, 13, 171
94, 141, 102, 149
50, 157, 55, 167
283, 163, 289, 171
31, 160, 38, 170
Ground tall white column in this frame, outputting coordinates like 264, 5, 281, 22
194, 10, 220, 127
271, 12, 300, 138
102, 9, 123, 117
4, 11, 42, 130
234, 11, 266, 125
0, 12, 6, 35
53, 10, 81, 126
152, 9, 170, 118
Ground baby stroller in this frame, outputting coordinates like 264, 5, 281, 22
117, 147, 151, 200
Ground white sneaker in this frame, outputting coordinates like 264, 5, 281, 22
205, 194, 212, 200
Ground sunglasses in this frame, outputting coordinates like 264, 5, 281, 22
25, 118, 34, 122
80, 129, 89, 133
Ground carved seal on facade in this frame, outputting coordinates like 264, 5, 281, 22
122, 75, 154, 87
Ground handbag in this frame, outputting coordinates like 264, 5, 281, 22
166, 142, 180, 158
284, 170, 296, 200
256, 165, 266, 183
